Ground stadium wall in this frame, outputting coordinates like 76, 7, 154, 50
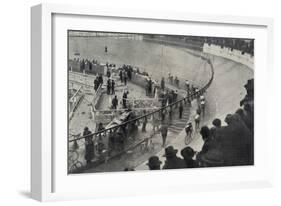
203, 43, 254, 69
142, 36, 204, 51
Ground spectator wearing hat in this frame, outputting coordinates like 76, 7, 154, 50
181, 147, 198, 168
162, 146, 186, 169
106, 67, 111, 78
84, 138, 94, 165
224, 114, 234, 126
212, 118, 221, 128
146, 156, 162, 170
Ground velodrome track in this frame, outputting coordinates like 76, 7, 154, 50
69, 37, 254, 168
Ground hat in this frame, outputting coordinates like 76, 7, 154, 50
84, 127, 89, 131
212, 118, 221, 127
200, 149, 224, 166
146, 156, 162, 167
181, 147, 195, 159
163, 146, 178, 157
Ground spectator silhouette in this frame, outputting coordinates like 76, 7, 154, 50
181, 147, 198, 168
146, 156, 162, 170
162, 146, 186, 169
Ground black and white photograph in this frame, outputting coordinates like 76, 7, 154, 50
67, 30, 254, 174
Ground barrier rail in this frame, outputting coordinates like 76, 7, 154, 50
69, 86, 84, 120
91, 83, 103, 109
203, 43, 254, 69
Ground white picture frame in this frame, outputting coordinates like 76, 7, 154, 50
31, 3, 274, 202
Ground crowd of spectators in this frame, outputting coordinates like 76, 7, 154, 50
141, 78, 254, 170
205, 37, 254, 56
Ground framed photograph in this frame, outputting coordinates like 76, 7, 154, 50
31, 3, 274, 201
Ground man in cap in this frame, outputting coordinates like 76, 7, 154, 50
146, 156, 162, 170
162, 146, 186, 169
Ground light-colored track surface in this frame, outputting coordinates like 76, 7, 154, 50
69, 36, 254, 170
69, 37, 211, 87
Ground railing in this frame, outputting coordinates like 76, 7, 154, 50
203, 43, 254, 69
69, 86, 84, 120
91, 83, 103, 109
69, 55, 214, 144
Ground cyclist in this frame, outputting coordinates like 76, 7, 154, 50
185, 122, 193, 145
